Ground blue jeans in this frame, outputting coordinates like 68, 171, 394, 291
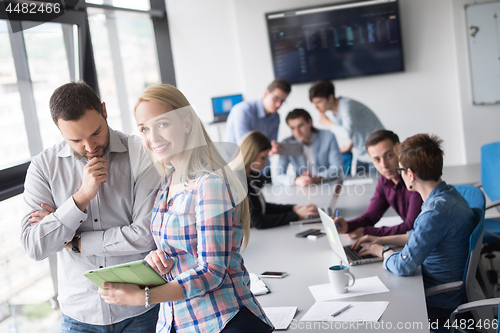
61, 304, 159, 333
341, 152, 353, 175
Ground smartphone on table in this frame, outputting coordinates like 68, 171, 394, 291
295, 228, 321, 238
259, 271, 288, 278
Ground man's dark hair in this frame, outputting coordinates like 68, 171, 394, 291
50, 81, 103, 125
267, 78, 291, 94
309, 80, 335, 102
286, 108, 318, 133
365, 130, 400, 150
398, 133, 444, 182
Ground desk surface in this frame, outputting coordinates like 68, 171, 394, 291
442, 163, 480, 185
245, 176, 429, 332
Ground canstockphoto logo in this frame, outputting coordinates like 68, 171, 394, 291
1, 0, 82, 33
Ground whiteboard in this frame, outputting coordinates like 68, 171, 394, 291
466, 2, 500, 104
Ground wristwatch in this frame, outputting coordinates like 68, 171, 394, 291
72, 235, 81, 253
381, 246, 394, 257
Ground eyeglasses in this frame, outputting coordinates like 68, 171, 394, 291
395, 167, 407, 174
270, 92, 287, 106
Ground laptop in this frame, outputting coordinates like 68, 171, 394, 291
210, 94, 243, 123
318, 208, 383, 266
290, 179, 343, 225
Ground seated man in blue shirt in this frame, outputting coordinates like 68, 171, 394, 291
274, 109, 343, 186
352, 133, 477, 323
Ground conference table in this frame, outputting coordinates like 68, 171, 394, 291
243, 164, 481, 332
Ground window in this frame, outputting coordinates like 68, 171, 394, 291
0, 1, 174, 331
0, 194, 55, 333
23, 22, 78, 150
88, 8, 160, 133
0, 21, 30, 170
86, 0, 151, 11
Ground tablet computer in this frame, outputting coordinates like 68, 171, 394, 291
84, 259, 168, 288
279, 142, 303, 156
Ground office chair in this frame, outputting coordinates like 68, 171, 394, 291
479, 141, 500, 245
450, 298, 500, 333
477, 142, 500, 297
425, 208, 488, 325
449, 298, 500, 333
426, 186, 494, 333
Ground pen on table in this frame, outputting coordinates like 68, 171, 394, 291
331, 304, 352, 317
334, 209, 339, 226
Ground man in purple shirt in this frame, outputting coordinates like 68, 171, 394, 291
335, 130, 423, 237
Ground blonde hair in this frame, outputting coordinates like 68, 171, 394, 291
134, 84, 251, 250
240, 131, 272, 173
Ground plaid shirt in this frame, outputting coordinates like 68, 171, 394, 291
151, 168, 272, 332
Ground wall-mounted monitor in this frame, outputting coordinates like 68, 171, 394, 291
211, 94, 243, 123
265, 0, 404, 84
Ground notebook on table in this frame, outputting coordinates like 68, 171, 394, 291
318, 208, 383, 266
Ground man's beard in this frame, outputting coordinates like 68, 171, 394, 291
79, 128, 110, 160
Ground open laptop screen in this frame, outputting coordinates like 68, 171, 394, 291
211, 94, 243, 123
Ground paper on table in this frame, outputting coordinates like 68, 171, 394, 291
374, 216, 404, 228
300, 301, 389, 322
263, 306, 297, 330
250, 273, 270, 296
309, 276, 389, 302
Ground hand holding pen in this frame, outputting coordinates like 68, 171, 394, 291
333, 210, 348, 234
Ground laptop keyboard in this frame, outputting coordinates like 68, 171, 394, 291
306, 208, 332, 220
344, 245, 376, 261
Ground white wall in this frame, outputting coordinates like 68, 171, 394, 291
165, 0, 500, 166
451, 0, 500, 164
165, 0, 244, 124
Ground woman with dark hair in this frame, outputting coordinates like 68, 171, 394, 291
240, 131, 317, 229
353, 133, 477, 322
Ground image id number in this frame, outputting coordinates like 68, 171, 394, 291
5, 1, 61, 14
444, 318, 498, 330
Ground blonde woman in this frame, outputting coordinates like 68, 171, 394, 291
240, 131, 317, 229
98, 84, 273, 333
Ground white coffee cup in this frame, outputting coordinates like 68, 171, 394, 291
328, 264, 355, 294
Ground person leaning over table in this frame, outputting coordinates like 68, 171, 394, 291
224, 78, 292, 159
309, 80, 384, 174
224, 79, 291, 186
335, 130, 422, 238
240, 130, 317, 229
351, 133, 477, 323
97, 84, 274, 333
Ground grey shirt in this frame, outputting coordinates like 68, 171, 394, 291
332, 96, 384, 162
21, 128, 161, 325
